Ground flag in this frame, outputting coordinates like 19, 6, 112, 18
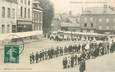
85, 43, 90, 49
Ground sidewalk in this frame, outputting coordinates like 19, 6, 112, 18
86, 52, 115, 72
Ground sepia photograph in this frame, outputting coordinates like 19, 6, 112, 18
0, 0, 115, 72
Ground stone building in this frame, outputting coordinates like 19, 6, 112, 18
17, 0, 33, 32
0, 0, 17, 34
51, 14, 61, 31
60, 13, 80, 32
80, 5, 115, 34
32, 0, 43, 31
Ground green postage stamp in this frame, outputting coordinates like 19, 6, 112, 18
4, 44, 19, 63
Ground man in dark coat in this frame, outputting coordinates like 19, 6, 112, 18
74, 54, 78, 65
30, 53, 32, 64
63, 57, 68, 69
35, 51, 39, 63
79, 58, 86, 72
110, 42, 115, 53
39, 51, 42, 61
31, 52, 35, 64
71, 55, 74, 67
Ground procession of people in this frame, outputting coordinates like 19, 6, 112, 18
29, 36, 115, 72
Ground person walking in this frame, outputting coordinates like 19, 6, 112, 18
79, 58, 86, 72
35, 51, 39, 63
70, 55, 74, 68
30, 53, 32, 64
110, 42, 115, 53
31, 52, 35, 64
63, 57, 68, 69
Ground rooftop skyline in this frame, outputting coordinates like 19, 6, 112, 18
50, 0, 115, 14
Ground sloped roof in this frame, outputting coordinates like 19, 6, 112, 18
33, 4, 43, 10
82, 6, 115, 14
5, 0, 17, 4
61, 22, 80, 27
33, 0, 42, 10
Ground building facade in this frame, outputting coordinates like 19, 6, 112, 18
80, 6, 115, 34
51, 14, 61, 31
0, 0, 17, 34
32, 0, 43, 31
60, 13, 80, 32
17, 0, 33, 32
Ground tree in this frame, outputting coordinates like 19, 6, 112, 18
38, 0, 54, 36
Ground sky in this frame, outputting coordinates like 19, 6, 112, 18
50, 0, 115, 14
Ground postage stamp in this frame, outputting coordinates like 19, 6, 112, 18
4, 44, 19, 63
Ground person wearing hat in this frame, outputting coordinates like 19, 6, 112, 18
110, 41, 115, 53
62, 57, 68, 69
35, 51, 39, 63
79, 58, 86, 72
39, 51, 42, 61
30, 52, 35, 64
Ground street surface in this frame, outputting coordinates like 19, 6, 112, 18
0, 39, 115, 72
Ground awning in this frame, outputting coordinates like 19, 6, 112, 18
0, 31, 43, 40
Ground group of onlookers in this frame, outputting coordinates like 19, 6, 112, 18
62, 40, 115, 72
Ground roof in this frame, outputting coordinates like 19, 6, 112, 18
33, 4, 43, 10
61, 22, 80, 27
33, 1, 42, 10
60, 13, 80, 27
82, 6, 115, 14
5, 0, 17, 4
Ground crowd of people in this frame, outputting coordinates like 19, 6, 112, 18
30, 46, 64, 64
62, 40, 115, 72
30, 38, 115, 65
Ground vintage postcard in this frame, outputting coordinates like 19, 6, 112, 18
0, 0, 115, 72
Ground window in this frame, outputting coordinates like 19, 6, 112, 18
25, 0, 27, 4
91, 23, 93, 27
20, 0, 23, 3
12, 25, 16, 33
90, 17, 93, 22
20, 7, 23, 18
28, 0, 30, 5
113, 26, 115, 30
39, 13, 42, 22
2, 25, 5, 33
114, 18, 115, 22
106, 18, 109, 23
24, 8, 26, 18
7, 25, 10, 33
99, 26, 102, 30
106, 26, 109, 30
37, 14, 39, 22
12, 8, 15, 18
99, 18, 102, 22
2, 7, 5, 18
84, 17, 87, 22
7, 8, 11, 18
84, 23, 87, 27
39, 24, 42, 30
28, 8, 30, 18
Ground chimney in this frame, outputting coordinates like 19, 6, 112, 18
103, 4, 108, 13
